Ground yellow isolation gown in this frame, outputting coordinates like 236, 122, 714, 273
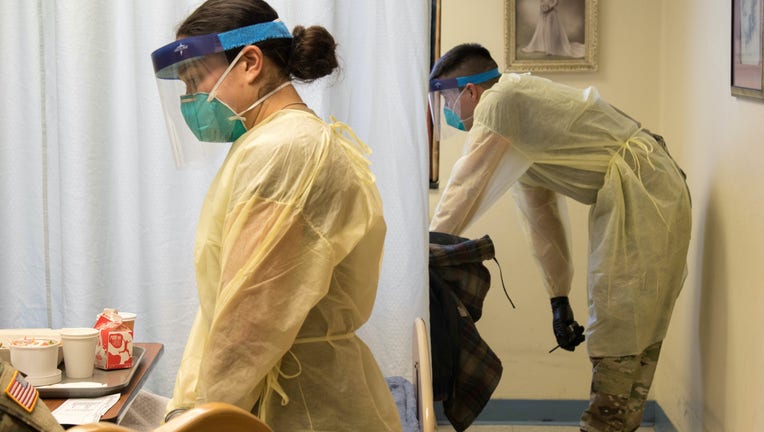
168, 109, 402, 431
431, 73, 691, 357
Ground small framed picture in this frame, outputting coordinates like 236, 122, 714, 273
505, 0, 599, 72
731, 0, 764, 99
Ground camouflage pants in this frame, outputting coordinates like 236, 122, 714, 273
580, 341, 662, 432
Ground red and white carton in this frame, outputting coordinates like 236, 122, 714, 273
93, 308, 133, 370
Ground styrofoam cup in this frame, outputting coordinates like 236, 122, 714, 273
118, 312, 136, 332
9, 337, 62, 385
60, 328, 99, 379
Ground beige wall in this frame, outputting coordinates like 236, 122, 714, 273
657, 0, 764, 431
433, 0, 764, 430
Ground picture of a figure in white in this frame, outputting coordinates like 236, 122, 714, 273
740, 0, 762, 65
522, 0, 585, 58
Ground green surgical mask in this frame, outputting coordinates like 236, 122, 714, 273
443, 88, 471, 131
180, 94, 247, 142
443, 106, 466, 131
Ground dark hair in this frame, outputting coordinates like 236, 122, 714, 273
177, 0, 338, 84
430, 43, 499, 86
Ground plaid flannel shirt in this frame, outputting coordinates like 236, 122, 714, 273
429, 232, 503, 432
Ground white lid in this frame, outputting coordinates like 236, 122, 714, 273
60, 328, 99, 339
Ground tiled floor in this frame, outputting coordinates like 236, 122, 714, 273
436, 425, 655, 431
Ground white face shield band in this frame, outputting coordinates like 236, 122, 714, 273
428, 68, 501, 141
151, 20, 292, 168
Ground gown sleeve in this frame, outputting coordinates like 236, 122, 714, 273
511, 182, 573, 297
195, 198, 334, 410
430, 124, 532, 235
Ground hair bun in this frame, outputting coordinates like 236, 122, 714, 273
291, 25, 306, 39
289, 25, 339, 82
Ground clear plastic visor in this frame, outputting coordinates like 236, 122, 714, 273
154, 53, 232, 169
428, 87, 466, 141
150, 21, 293, 169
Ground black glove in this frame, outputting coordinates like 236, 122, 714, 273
550, 296, 585, 352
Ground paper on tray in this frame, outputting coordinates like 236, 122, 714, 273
51, 393, 120, 425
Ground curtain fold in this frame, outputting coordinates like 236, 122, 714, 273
0, 0, 429, 396
0, 1, 50, 326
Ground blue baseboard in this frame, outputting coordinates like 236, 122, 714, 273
434, 399, 677, 430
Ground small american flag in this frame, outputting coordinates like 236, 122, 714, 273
4, 371, 38, 413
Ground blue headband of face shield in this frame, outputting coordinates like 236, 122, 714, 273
429, 68, 502, 92
151, 20, 292, 78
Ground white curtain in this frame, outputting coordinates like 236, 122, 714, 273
0, 0, 429, 397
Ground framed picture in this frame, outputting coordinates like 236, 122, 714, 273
731, 0, 764, 99
505, 0, 598, 72
429, 0, 442, 189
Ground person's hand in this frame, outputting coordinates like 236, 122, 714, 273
550, 296, 585, 352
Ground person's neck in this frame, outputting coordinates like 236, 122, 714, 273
248, 84, 308, 127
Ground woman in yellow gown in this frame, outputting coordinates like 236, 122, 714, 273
151, 1, 401, 430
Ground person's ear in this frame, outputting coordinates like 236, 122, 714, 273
465, 83, 480, 102
467, 83, 485, 104
239, 45, 265, 84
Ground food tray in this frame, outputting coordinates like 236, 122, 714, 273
36, 346, 145, 398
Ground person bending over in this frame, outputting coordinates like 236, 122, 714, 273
428, 42, 691, 432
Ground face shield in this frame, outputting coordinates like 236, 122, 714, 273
428, 68, 501, 140
151, 20, 292, 168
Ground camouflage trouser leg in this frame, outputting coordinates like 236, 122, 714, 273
579, 341, 663, 432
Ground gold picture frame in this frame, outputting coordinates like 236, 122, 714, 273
731, 0, 764, 99
505, 0, 599, 72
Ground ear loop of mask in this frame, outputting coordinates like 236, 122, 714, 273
230, 81, 291, 122
206, 49, 246, 103
206, 48, 293, 123
453, 86, 475, 125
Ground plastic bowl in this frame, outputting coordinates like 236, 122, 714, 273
9, 337, 62, 385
